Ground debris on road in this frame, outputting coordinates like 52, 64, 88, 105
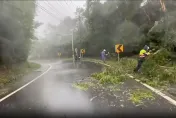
128, 89, 155, 105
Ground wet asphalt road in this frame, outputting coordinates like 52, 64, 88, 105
0, 61, 102, 116
0, 60, 176, 117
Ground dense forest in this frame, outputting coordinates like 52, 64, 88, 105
0, 1, 37, 66
1, 0, 176, 61
30, 0, 176, 59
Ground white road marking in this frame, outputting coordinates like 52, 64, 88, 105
134, 78, 176, 106
86, 60, 176, 106
0, 64, 52, 102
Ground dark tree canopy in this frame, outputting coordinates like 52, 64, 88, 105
30, 0, 176, 59
0, 1, 36, 65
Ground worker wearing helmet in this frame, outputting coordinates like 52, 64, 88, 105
134, 45, 151, 72
101, 49, 106, 63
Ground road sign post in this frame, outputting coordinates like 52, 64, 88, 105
80, 49, 85, 61
118, 53, 120, 62
58, 52, 61, 59
115, 44, 124, 61
56, 29, 75, 64
72, 30, 75, 65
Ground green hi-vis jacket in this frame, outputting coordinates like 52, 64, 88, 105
139, 49, 150, 58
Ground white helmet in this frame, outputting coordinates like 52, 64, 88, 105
103, 49, 106, 52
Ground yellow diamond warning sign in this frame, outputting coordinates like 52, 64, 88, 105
115, 44, 124, 53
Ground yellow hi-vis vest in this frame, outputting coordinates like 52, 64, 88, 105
139, 49, 150, 58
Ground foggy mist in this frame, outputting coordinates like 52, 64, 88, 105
1, 0, 176, 117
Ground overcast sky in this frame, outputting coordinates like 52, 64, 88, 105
35, 0, 86, 39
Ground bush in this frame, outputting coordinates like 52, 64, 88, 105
91, 58, 137, 85
150, 48, 171, 65
142, 59, 160, 78
142, 48, 171, 73
140, 48, 176, 86
0, 61, 40, 87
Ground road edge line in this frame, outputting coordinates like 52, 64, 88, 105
0, 64, 52, 102
84, 59, 176, 106
135, 79, 176, 106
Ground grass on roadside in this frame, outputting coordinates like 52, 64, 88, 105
0, 62, 41, 87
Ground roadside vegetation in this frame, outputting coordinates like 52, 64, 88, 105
79, 51, 176, 104
0, 1, 42, 88
0, 62, 40, 88
73, 60, 157, 105
87, 49, 176, 90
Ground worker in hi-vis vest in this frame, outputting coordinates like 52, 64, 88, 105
134, 45, 151, 72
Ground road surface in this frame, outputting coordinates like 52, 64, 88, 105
0, 60, 176, 117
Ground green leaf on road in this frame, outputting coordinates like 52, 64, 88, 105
72, 82, 95, 91
129, 89, 155, 105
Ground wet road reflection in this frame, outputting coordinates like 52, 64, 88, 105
0, 61, 102, 116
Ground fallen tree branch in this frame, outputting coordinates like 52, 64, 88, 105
153, 49, 162, 55
159, 65, 175, 69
